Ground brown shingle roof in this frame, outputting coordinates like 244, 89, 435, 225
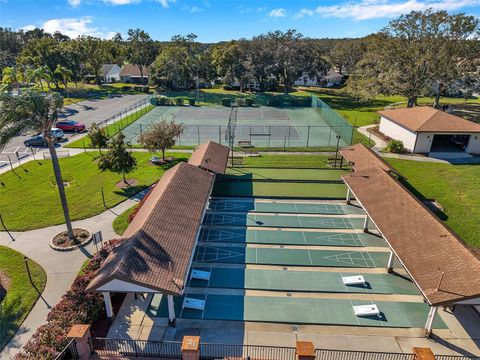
343, 167, 480, 306
188, 141, 230, 174
86, 162, 214, 295
120, 64, 149, 77
339, 144, 392, 172
378, 107, 480, 133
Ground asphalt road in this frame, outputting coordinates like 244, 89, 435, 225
0, 94, 148, 169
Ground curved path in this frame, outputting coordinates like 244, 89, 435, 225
0, 197, 138, 359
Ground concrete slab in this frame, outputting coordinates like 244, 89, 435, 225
346, 335, 402, 353
246, 330, 296, 347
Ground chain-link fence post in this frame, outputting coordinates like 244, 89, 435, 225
306, 126, 310, 147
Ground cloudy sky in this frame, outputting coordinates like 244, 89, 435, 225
1, 0, 479, 41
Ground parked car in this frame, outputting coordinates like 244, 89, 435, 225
55, 120, 86, 132
24, 135, 49, 147
51, 128, 64, 140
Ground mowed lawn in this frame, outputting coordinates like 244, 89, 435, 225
0, 151, 189, 231
0, 246, 46, 350
386, 158, 480, 248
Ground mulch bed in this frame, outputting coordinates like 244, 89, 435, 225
52, 228, 90, 248
115, 178, 138, 189
90, 292, 127, 337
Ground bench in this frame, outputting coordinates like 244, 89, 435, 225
342, 275, 366, 286
183, 297, 206, 311
190, 269, 211, 281
353, 304, 380, 317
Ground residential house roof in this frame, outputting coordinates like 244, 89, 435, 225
86, 162, 214, 295
120, 64, 149, 78
101, 64, 120, 77
188, 141, 230, 174
378, 107, 480, 133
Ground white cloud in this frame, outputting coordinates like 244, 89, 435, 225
298, 0, 480, 21
268, 8, 286, 18
103, 0, 139, 5
68, 0, 82, 7
155, 0, 176, 7
35, 16, 115, 39
20, 25, 36, 31
182, 5, 203, 12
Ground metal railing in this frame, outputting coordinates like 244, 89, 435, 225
54, 339, 78, 360
436, 356, 480, 360
200, 343, 297, 359
315, 349, 416, 360
90, 337, 182, 358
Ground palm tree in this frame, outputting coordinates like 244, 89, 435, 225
1, 67, 20, 93
54, 65, 73, 99
34, 66, 53, 92
0, 91, 75, 239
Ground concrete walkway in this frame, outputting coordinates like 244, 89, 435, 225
0, 197, 140, 359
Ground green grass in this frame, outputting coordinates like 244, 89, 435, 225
112, 205, 137, 236
240, 154, 331, 168
66, 104, 155, 149
386, 158, 480, 248
0, 151, 189, 231
0, 246, 47, 350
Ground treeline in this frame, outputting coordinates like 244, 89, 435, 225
1, 9, 479, 105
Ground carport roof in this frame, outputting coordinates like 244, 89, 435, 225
378, 107, 480, 133
86, 162, 214, 295
339, 144, 392, 172
341, 147, 480, 306
188, 141, 230, 174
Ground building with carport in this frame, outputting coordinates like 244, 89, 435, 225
378, 107, 480, 154
340, 144, 480, 336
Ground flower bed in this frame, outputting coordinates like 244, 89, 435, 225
15, 241, 116, 360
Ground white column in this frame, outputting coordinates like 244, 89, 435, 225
363, 216, 369, 233
167, 295, 176, 325
425, 306, 438, 337
102, 292, 113, 318
346, 188, 351, 204
386, 251, 394, 273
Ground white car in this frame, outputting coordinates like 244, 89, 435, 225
51, 128, 64, 140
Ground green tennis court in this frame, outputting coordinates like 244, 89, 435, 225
203, 212, 364, 229
223, 168, 346, 181
187, 268, 419, 295
208, 198, 365, 215
211, 181, 347, 198
149, 294, 446, 329
194, 246, 391, 268
199, 228, 386, 247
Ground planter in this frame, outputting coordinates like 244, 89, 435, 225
50, 228, 92, 252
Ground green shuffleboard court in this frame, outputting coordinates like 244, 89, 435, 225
187, 268, 419, 295
208, 198, 364, 215
223, 168, 346, 181
211, 181, 347, 198
150, 294, 446, 329
203, 212, 364, 229
194, 245, 392, 268
199, 228, 387, 247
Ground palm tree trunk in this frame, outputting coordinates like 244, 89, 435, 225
48, 141, 74, 239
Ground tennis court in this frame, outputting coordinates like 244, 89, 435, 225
223, 168, 347, 181
120, 105, 353, 148
199, 228, 387, 247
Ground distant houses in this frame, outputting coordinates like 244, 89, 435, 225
101, 64, 121, 83
120, 64, 149, 84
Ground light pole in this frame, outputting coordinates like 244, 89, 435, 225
333, 135, 341, 168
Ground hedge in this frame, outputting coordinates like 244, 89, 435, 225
15, 244, 115, 360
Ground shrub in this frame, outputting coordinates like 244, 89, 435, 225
245, 98, 254, 107
175, 97, 184, 106
150, 97, 158, 106
222, 85, 233, 90
221, 98, 231, 107
158, 97, 170, 106
188, 98, 196, 106
16, 245, 114, 360
386, 139, 404, 153
236, 98, 246, 107
121, 85, 132, 91
142, 86, 150, 93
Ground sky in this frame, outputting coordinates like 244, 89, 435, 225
1, 0, 480, 42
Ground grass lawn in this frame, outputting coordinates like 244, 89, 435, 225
225, 168, 345, 181
386, 158, 480, 248
66, 104, 155, 149
112, 205, 137, 236
240, 154, 332, 168
0, 151, 189, 231
0, 247, 47, 350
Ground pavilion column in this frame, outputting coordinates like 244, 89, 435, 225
346, 188, 351, 205
102, 292, 113, 318
363, 216, 370, 233
425, 306, 438, 337
167, 295, 176, 326
386, 251, 394, 273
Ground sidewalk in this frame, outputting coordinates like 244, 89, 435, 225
0, 198, 139, 359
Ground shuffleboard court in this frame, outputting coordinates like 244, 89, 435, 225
223, 168, 346, 181
203, 212, 364, 229
194, 245, 391, 268
150, 294, 446, 329
187, 268, 419, 295
199, 228, 386, 247
208, 198, 365, 215
211, 181, 347, 198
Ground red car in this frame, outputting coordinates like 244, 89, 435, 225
55, 120, 86, 132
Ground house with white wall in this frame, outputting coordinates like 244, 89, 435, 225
378, 107, 480, 154
293, 70, 343, 87
101, 64, 121, 83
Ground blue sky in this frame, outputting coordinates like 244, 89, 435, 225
1, 0, 479, 42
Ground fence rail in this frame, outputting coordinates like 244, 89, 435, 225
54, 339, 78, 360
90, 337, 181, 358
200, 343, 297, 359
315, 349, 416, 360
